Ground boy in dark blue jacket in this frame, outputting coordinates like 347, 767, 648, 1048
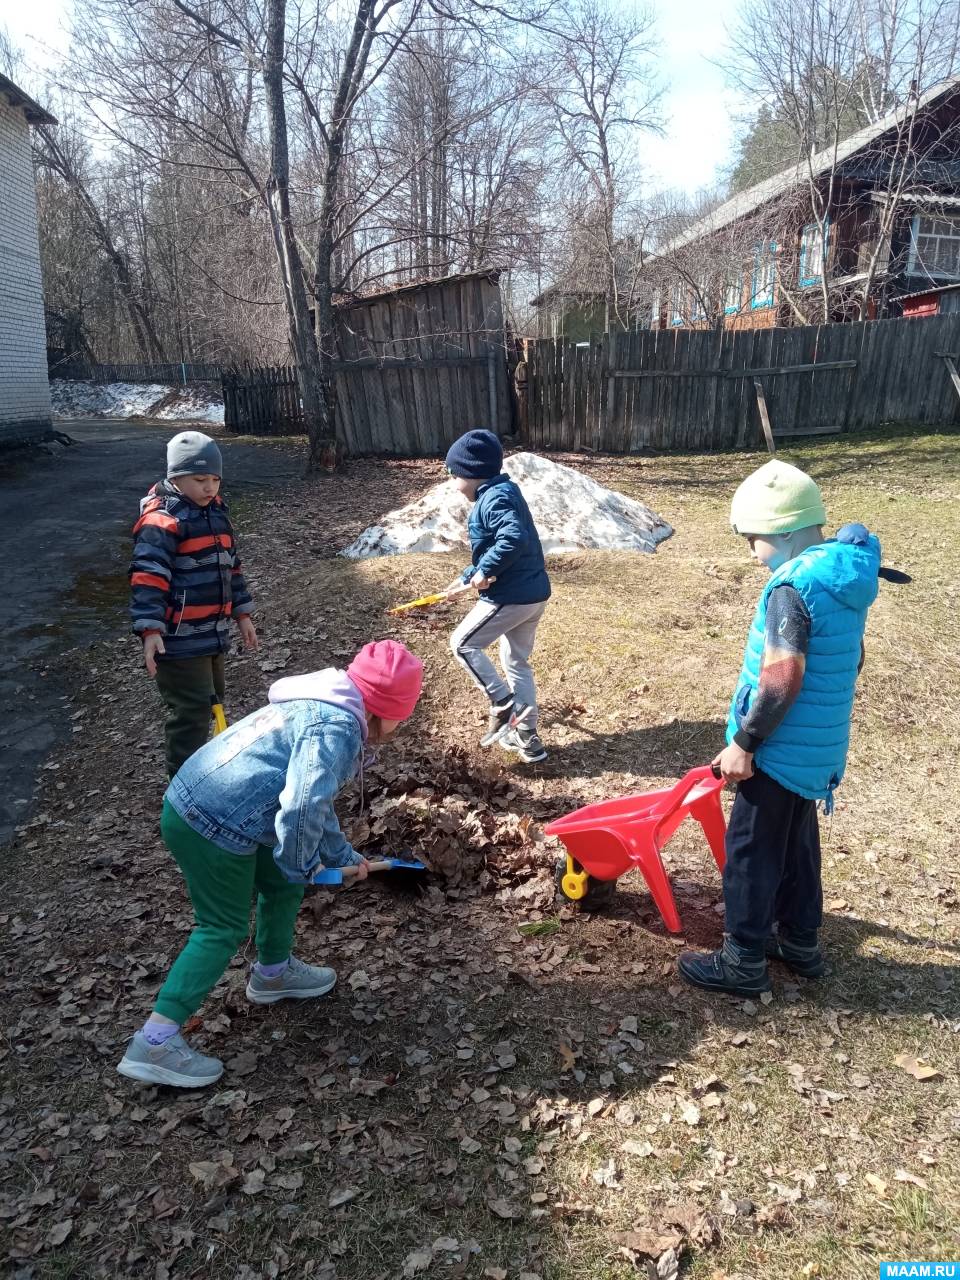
445, 429, 551, 763
129, 431, 258, 777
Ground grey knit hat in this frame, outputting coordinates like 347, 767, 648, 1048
166, 431, 223, 479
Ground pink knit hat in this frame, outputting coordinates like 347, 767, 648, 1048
347, 640, 423, 721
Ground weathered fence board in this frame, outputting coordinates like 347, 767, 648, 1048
523, 313, 960, 452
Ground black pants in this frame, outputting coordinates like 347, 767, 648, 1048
723, 767, 822, 952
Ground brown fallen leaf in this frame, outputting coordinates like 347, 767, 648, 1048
328, 1187, 359, 1208
615, 1228, 683, 1257
403, 1246, 433, 1277
557, 1041, 577, 1072
46, 1219, 74, 1248
865, 1173, 888, 1196
488, 1197, 522, 1220
242, 1169, 267, 1195
894, 1053, 943, 1081
894, 1169, 929, 1189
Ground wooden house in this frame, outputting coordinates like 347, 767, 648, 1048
646, 75, 960, 330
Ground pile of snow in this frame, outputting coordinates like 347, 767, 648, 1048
341, 451, 673, 559
51, 379, 224, 424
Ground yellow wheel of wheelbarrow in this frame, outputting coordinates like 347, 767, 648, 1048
560, 854, 589, 901
555, 854, 619, 911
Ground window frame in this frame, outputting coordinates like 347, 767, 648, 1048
724, 274, 743, 315
907, 212, 960, 279
751, 241, 777, 310
670, 280, 686, 327
799, 219, 829, 287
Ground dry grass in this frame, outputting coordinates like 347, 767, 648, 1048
2, 425, 958, 1279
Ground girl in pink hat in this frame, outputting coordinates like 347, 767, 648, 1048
117, 640, 423, 1089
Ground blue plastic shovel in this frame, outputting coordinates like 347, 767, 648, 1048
312, 857, 427, 886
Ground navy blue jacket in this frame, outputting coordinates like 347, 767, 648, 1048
129, 481, 253, 660
460, 474, 551, 605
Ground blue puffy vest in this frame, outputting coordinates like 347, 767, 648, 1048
726, 535, 881, 804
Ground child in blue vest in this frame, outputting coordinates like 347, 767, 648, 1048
444, 429, 552, 763
679, 460, 880, 997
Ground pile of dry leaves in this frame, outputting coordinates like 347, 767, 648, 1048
343, 744, 553, 899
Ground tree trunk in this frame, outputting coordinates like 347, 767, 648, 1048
261, 0, 338, 469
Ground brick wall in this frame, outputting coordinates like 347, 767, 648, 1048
0, 94, 53, 445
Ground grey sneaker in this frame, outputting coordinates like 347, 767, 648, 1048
117, 1031, 224, 1089
480, 699, 514, 747
246, 955, 337, 1005
499, 725, 547, 763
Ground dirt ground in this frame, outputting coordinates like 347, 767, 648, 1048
1, 426, 957, 1280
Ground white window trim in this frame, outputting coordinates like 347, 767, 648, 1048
908, 212, 960, 279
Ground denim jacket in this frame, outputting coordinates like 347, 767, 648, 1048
166, 674, 365, 883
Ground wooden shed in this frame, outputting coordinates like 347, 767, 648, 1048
331, 271, 513, 456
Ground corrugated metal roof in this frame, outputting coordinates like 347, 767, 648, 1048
334, 269, 500, 310
0, 72, 57, 126
892, 279, 960, 301
649, 74, 960, 261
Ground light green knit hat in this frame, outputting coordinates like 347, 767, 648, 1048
730, 460, 827, 535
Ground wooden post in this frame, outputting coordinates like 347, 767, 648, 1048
487, 350, 498, 433
936, 351, 960, 404
604, 331, 618, 452
753, 378, 776, 453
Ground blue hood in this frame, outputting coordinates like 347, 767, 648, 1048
794, 534, 881, 612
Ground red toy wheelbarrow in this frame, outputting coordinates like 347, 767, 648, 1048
545, 764, 727, 932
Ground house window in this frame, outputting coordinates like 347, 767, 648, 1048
751, 241, 777, 309
670, 281, 685, 326
690, 276, 709, 324
908, 215, 960, 278
799, 221, 829, 286
724, 275, 742, 314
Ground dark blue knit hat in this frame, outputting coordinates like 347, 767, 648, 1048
445, 429, 503, 479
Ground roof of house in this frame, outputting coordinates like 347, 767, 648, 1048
892, 280, 960, 301
334, 268, 500, 310
0, 72, 57, 126
650, 74, 960, 262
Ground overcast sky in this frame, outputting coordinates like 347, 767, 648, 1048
4, 0, 749, 196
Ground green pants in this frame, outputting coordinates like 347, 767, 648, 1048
155, 653, 226, 779
154, 800, 305, 1023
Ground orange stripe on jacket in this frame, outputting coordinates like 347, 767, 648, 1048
134, 509, 180, 535
170, 602, 233, 622
130, 571, 170, 591
178, 533, 233, 555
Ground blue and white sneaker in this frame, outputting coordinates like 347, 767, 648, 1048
117, 1031, 224, 1089
246, 956, 337, 1005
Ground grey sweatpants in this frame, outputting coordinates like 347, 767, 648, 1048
450, 599, 548, 729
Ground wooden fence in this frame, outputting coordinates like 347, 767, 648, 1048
524, 313, 960, 452
222, 366, 303, 435
222, 272, 514, 453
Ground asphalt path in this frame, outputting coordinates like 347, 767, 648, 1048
0, 420, 300, 844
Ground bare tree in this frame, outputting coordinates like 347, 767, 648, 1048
534, 0, 661, 330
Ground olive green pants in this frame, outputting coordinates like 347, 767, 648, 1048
155, 653, 226, 778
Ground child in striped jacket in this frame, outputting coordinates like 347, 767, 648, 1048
129, 431, 258, 777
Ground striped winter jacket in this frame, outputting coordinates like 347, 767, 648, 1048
129, 480, 253, 660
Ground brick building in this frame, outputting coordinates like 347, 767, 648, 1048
0, 74, 56, 447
